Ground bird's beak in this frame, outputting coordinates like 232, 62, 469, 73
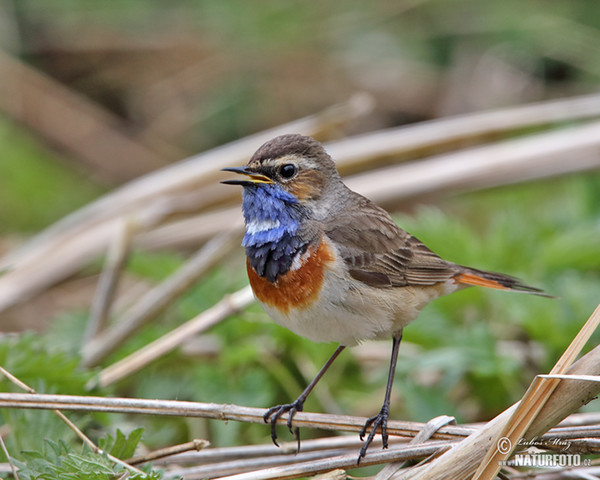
220, 166, 274, 186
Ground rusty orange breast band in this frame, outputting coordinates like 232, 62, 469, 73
247, 240, 335, 314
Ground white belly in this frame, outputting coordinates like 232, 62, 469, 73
256, 266, 458, 346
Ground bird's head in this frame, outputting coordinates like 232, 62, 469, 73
221, 134, 340, 213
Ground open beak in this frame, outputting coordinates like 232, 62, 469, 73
221, 166, 274, 186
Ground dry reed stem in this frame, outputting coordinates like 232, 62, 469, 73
127, 439, 210, 465
136, 119, 600, 253
0, 48, 177, 182
474, 303, 600, 479
156, 427, 600, 474
0, 367, 144, 476
190, 441, 453, 480
345, 119, 600, 206
0, 392, 472, 439
94, 286, 255, 387
166, 448, 357, 479
325, 91, 600, 174
1, 390, 599, 478
518, 467, 600, 480
0, 94, 370, 271
154, 435, 391, 465
375, 415, 456, 480
84, 217, 137, 344
81, 230, 240, 367
394, 304, 600, 480
1, 93, 599, 314
0, 436, 18, 480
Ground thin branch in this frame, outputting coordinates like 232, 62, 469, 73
127, 439, 210, 465
0, 392, 474, 440
165, 447, 358, 480
325, 91, 600, 174
84, 217, 136, 344
81, 230, 240, 367
153, 435, 393, 465
376, 415, 456, 480
94, 285, 255, 387
0, 94, 371, 274
394, 305, 600, 480
2, 93, 600, 314
0, 435, 19, 480
209, 442, 454, 480
0, 367, 144, 476
0, 48, 177, 183
136, 118, 600, 252
2, 391, 600, 453
1, 390, 600, 478
474, 302, 600, 479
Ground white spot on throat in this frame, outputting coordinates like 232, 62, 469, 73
290, 249, 312, 271
246, 218, 280, 234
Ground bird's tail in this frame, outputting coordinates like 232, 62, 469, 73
455, 267, 554, 298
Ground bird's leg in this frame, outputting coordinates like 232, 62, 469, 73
264, 344, 345, 450
358, 333, 402, 463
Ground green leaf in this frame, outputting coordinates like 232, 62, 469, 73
14, 438, 163, 480
100, 428, 145, 459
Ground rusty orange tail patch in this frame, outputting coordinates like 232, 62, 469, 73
454, 272, 511, 290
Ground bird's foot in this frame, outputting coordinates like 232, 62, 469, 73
358, 404, 390, 463
263, 398, 305, 450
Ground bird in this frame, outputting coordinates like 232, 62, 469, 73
221, 133, 550, 462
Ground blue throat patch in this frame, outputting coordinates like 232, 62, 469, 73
241, 184, 309, 283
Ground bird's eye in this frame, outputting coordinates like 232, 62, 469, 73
279, 163, 297, 179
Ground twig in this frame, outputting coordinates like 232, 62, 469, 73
325, 91, 600, 174
343, 119, 600, 208
0, 48, 177, 183
165, 447, 357, 480
508, 467, 600, 480
1, 390, 600, 478
153, 435, 394, 465
394, 305, 600, 480
212, 441, 454, 480
0, 392, 473, 440
0, 94, 371, 274
0, 435, 19, 480
127, 439, 210, 465
94, 285, 255, 387
3, 391, 600, 453
375, 415, 456, 480
0, 367, 145, 476
81, 230, 240, 367
136, 118, 600, 252
84, 217, 136, 344
161, 436, 411, 478
2, 93, 600, 314
474, 303, 600, 479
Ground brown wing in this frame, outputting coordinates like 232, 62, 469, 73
324, 195, 456, 288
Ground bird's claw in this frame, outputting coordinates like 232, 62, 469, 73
358, 405, 390, 463
263, 399, 304, 450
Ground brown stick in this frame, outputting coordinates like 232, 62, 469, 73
394, 306, 600, 480
0, 367, 144, 475
94, 286, 255, 387
81, 231, 240, 367
0, 48, 176, 182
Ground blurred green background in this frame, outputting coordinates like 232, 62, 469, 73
0, 0, 599, 475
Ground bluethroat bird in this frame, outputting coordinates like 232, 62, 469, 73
222, 134, 549, 462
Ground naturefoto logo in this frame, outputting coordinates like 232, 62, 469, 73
496, 437, 591, 468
